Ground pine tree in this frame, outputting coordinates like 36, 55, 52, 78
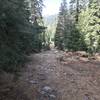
70, 0, 88, 22
0, 0, 45, 72
55, 0, 68, 50
79, 0, 100, 54
55, 0, 86, 51
29, 0, 45, 52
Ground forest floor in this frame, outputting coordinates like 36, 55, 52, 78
0, 49, 100, 100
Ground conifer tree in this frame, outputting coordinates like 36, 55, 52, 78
70, 0, 88, 22
0, 0, 45, 72
55, 0, 86, 51
79, 0, 100, 54
55, 0, 68, 50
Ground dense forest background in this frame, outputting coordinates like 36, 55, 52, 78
55, 0, 100, 54
43, 15, 57, 45
0, 0, 45, 72
0, 0, 100, 72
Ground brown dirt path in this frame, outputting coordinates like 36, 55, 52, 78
18, 49, 100, 100
0, 49, 100, 100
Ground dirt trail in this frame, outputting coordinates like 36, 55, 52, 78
0, 49, 100, 100
17, 49, 100, 100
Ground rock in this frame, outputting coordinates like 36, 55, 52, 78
42, 86, 52, 93
29, 80, 38, 84
96, 56, 100, 61
49, 94, 56, 98
84, 94, 90, 100
54, 50, 58, 53
39, 86, 57, 100
79, 57, 89, 62
40, 90, 46, 95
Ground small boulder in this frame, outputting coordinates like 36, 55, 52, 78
49, 94, 56, 98
42, 86, 52, 93
29, 80, 38, 84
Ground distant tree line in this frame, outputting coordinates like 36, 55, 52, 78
55, 0, 100, 55
0, 0, 45, 72
43, 15, 57, 50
